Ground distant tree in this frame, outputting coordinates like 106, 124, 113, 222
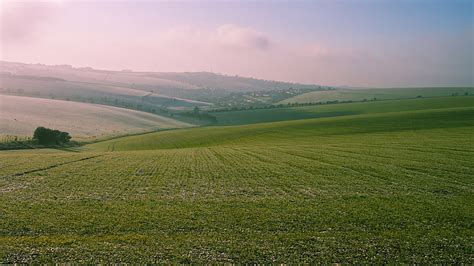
33, 127, 71, 144
193, 106, 200, 115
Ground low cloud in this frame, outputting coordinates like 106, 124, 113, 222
159, 24, 272, 52
214, 24, 271, 50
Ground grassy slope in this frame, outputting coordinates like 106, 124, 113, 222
91, 106, 474, 152
280, 87, 474, 104
0, 94, 192, 139
211, 96, 474, 126
1, 97, 473, 263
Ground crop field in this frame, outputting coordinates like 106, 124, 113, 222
212, 96, 474, 125
280, 87, 474, 104
0, 95, 192, 139
1, 97, 473, 263
0, 61, 322, 110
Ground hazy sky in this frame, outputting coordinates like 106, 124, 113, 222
1, 0, 472, 87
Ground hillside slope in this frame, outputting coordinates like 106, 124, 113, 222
0, 95, 192, 139
212, 96, 474, 125
1, 61, 321, 93
1, 97, 473, 263
89, 97, 474, 151
279, 87, 474, 104
1, 61, 326, 112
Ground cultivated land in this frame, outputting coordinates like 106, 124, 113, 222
1, 97, 473, 263
0, 94, 192, 138
280, 87, 474, 104
1, 61, 324, 111
212, 96, 474, 125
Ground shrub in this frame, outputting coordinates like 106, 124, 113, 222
33, 127, 71, 144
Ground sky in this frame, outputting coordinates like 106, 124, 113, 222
0, 0, 472, 87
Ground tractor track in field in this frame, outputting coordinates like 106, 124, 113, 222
0, 154, 105, 179
270, 147, 403, 188
322, 145, 474, 174
314, 147, 473, 189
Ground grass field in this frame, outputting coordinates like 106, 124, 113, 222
1, 97, 473, 263
280, 87, 474, 104
0, 95, 192, 139
212, 96, 474, 125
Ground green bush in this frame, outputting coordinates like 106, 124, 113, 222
33, 127, 71, 144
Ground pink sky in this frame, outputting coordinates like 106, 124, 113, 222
1, 1, 472, 87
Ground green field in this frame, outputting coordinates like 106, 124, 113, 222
212, 96, 474, 125
1, 97, 473, 263
280, 87, 474, 104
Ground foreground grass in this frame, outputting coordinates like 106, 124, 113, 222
1, 98, 473, 263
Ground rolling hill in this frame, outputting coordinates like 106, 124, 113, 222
211, 96, 474, 125
0, 61, 322, 92
2, 97, 471, 263
1, 61, 473, 263
0, 61, 322, 98
90, 97, 474, 151
0, 94, 192, 139
280, 87, 474, 104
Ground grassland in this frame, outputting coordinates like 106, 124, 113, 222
280, 87, 474, 104
211, 96, 474, 125
1, 97, 473, 263
0, 95, 192, 139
